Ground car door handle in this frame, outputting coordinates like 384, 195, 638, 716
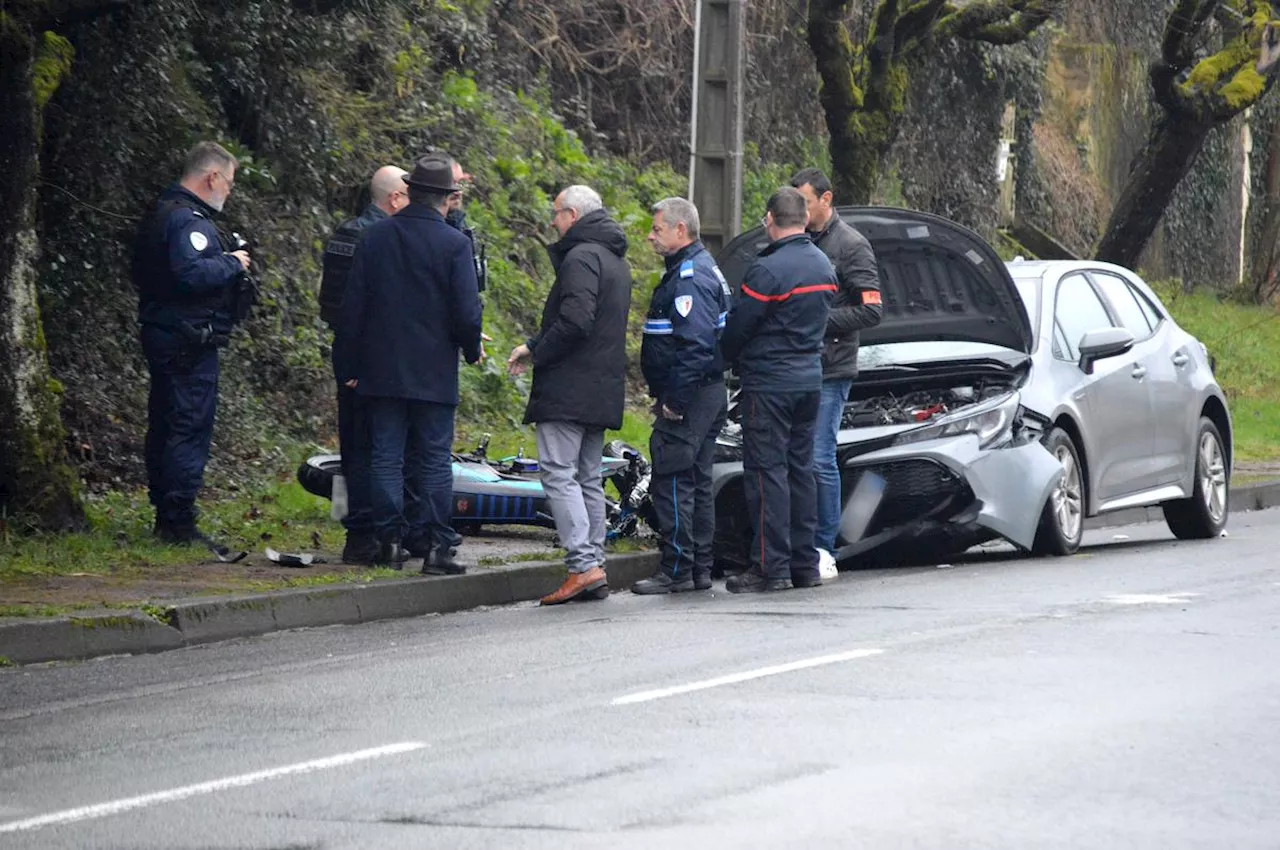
1131, 366, 1147, 380
1172, 353, 1189, 367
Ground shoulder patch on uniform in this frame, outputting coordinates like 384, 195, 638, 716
674, 294, 693, 317
325, 240, 357, 257
189, 231, 209, 252
679, 260, 695, 278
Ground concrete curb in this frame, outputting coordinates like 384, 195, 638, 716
5, 480, 1278, 667
0, 551, 661, 666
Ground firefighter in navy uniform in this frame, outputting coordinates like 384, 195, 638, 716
632, 198, 730, 595
720, 187, 837, 593
132, 141, 252, 548
320, 165, 409, 564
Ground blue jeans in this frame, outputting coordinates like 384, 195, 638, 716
366, 396, 458, 549
814, 379, 852, 551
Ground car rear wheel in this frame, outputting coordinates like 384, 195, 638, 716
1162, 417, 1229, 540
1032, 427, 1084, 556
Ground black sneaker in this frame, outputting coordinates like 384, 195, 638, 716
422, 546, 466, 576
342, 532, 379, 565
693, 572, 713, 591
791, 572, 823, 589
631, 572, 694, 595
725, 571, 790, 594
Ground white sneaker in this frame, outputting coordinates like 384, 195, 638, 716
817, 548, 838, 580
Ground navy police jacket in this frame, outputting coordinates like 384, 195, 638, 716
640, 241, 729, 415
335, 204, 483, 405
132, 185, 243, 332
318, 203, 388, 328
720, 233, 837, 393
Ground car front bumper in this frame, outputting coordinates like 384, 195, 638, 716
834, 433, 1064, 559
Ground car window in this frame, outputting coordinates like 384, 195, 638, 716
1091, 271, 1154, 338
1053, 273, 1114, 361
1129, 282, 1164, 328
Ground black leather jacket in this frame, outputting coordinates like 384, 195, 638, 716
809, 214, 882, 381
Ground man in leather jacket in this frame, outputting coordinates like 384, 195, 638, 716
791, 168, 882, 573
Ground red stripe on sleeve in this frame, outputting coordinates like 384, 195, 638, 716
741, 283, 838, 303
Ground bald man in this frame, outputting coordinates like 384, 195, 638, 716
320, 165, 409, 564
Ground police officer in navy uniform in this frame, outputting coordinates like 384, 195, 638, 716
720, 187, 837, 593
132, 141, 252, 547
632, 198, 730, 595
336, 153, 484, 572
320, 165, 409, 564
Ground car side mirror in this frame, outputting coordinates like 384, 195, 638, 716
1077, 327, 1135, 375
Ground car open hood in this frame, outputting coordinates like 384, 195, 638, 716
715, 206, 1033, 354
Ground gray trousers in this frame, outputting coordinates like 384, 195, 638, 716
536, 421, 607, 573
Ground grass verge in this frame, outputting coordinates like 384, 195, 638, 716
1152, 282, 1280, 462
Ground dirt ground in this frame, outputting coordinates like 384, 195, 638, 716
1, 525, 566, 614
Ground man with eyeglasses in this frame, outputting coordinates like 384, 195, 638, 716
131, 141, 252, 551
320, 164, 410, 564
506, 185, 632, 605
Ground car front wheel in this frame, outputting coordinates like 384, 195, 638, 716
1032, 427, 1084, 556
1162, 417, 1229, 540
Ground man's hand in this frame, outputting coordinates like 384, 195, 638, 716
230, 250, 251, 271
661, 404, 683, 422
507, 343, 531, 377
345, 378, 358, 389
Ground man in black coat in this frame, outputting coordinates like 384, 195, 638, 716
720, 187, 837, 593
320, 165, 408, 564
790, 168, 882, 576
506, 185, 632, 605
336, 153, 484, 572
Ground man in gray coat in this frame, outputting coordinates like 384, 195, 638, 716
790, 168, 882, 574
507, 185, 632, 605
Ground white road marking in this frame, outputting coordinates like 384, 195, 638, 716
612, 649, 884, 705
0, 741, 426, 834
1103, 593, 1200, 606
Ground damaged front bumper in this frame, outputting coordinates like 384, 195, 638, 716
835, 432, 1063, 561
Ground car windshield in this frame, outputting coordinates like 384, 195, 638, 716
858, 340, 1023, 369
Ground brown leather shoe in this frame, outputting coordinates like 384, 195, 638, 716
540, 566, 609, 606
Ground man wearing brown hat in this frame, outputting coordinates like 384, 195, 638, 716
336, 153, 484, 571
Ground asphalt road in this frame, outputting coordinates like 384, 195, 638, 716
2, 509, 1279, 849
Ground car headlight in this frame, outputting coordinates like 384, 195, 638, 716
894, 392, 1021, 449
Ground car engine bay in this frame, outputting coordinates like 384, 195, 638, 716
841, 379, 1017, 428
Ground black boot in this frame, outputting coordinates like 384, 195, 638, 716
375, 539, 409, 569
422, 545, 465, 576
631, 571, 694, 595
725, 570, 791, 594
342, 531, 379, 565
693, 570, 713, 591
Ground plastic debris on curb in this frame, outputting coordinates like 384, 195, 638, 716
266, 548, 320, 567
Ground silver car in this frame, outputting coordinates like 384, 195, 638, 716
711, 207, 1232, 569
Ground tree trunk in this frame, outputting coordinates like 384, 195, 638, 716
1250, 119, 1280, 303
808, 0, 916, 205
0, 22, 84, 530
1094, 116, 1214, 269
